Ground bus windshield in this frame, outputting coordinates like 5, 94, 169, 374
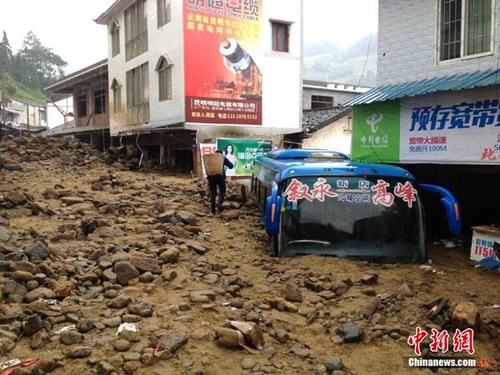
279, 176, 425, 262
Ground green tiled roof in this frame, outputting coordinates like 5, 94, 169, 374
344, 69, 500, 106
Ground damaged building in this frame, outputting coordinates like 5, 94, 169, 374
90, 0, 303, 174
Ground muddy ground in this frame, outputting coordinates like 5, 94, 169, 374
0, 135, 498, 375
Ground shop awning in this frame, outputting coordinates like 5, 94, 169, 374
343, 68, 500, 106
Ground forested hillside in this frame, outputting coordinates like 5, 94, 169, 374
0, 30, 67, 103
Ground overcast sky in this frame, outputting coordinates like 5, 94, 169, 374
1, 0, 378, 74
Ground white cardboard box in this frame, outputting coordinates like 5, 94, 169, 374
470, 225, 500, 262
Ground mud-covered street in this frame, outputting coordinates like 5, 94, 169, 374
0, 135, 498, 375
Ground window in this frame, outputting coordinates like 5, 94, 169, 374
111, 20, 120, 57
157, 0, 171, 28
311, 95, 334, 109
439, 0, 493, 61
126, 63, 149, 125
112, 79, 122, 113
271, 21, 290, 52
94, 88, 106, 115
125, 0, 148, 61
77, 94, 87, 117
157, 56, 172, 101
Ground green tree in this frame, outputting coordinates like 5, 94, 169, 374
12, 31, 67, 91
0, 31, 12, 74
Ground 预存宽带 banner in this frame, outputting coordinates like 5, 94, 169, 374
352, 95, 500, 164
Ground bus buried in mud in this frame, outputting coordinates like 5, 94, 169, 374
251, 149, 461, 263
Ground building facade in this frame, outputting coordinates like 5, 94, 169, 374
96, 0, 303, 174
346, 0, 500, 232
377, 0, 500, 84
302, 79, 369, 110
44, 60, 110, 151
0, 98, 47, 131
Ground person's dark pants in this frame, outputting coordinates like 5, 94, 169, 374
207, 174, 226, 214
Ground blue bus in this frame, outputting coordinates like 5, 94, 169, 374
251, 149, 461, 263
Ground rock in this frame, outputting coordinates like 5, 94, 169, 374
319, 291, 336, 300
215, 328, 242, 348
128, 302, 153, 317
66, 346, 92, 358
54, 281, 74, 298
30, 330, 50, 350
361, 273, 378, 285
96, 361, 116, 375
154, 331, 189, 353
123, 361, 142, 374
9, 368, 31, 375
24, 313, 44, 335
13, 261, 39, 274
76, 320, 95, 333
290, 343, 310, 358
120, 328, 140, 342
3, 280, 28, 296
323, 356, 344, 371
452, 302, 480, 330
190, 290, 216, 303
0, 337, 15, 353
122, 352, 141, 361
158, 210, 176, 223
159, 248, 180, 263
336, 323, 363, 343
284, 282, 303, 302
108, 295, 132, 309
263, 346, 276, 358
103, 317, 122, 327
94, 226, 124, 237
310, 323, 326, 335
4, 191, 27, 206
274, 329, 289, 343
31, 358, 58, 373
176, 211, 198, 225
61, 197, 86, 205
131, 257, 161, 274
283, 300, 299, 313
23, 287, 55, 303
25, 241, 50, 261
113, 262, 140, 285
162, 269, 177, 281
0, 261, 11, 271
0, 226, 11, 241
331, 282, 347, 298
360, 298, 380, 319
241, 357, 257, 370
398, 283, 415, 297
114, 339, 132, 352
230, 298, 245, 308
330, 335, 344, 344
60, 330, 83, 345
103, 268, 118, 283
186, 241, 208, 255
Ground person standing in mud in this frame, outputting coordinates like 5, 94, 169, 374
204, 150, 233, 215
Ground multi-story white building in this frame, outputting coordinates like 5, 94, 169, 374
346, 0, 500, 232
96, 0, 303, 173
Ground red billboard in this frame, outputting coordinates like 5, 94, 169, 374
183, 0, 262, 125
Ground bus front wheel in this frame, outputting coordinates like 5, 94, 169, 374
269, 236, 279, 257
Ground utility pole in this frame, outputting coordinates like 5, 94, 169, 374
26, 103, 30, 133
0, 89, 4, 124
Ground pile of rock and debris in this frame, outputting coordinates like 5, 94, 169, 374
0, 135, 498, 375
